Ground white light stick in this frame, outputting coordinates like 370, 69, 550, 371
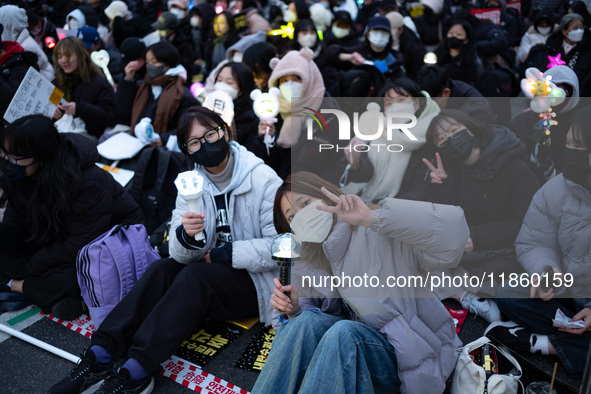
174, 171, 205, 241
91, 50, 115, 87
251, 88, 281, 156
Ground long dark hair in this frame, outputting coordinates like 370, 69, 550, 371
215, 61, 255, 111
434, 20, 477, 67
569, 105, 591, 152
0, 115, 83, 245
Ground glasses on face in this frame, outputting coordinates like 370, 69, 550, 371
0, 150, 32, 165
433, 127, 464, 148
183, 126, 223, 153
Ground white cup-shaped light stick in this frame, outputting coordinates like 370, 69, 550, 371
174, 171, 205, 241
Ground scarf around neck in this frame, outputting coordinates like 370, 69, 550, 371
131, 74, 184, 135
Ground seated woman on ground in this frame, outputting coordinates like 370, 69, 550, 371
115, 40, 198, 147
252, 171, 469, 394
0, 115, 144, 319
52, 37, 116, 140
420, 109, 540, 323
488, 107, 591, 378
48, 106, 282, 394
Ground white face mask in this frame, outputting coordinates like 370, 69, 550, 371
214, 82, 239, 99
279, 80, 302, 102
332, 25, 350, 39
190, 16, 201, 28
290, 199, 334, 243
368, 30, 390, 48
537, 26, 551, 35
568, 28, 584, 43
69, 20, 80, 30
170, 7, 186, 20
284, 9, 297, 22
386, 101, 415, 114
298, 33, 317, 48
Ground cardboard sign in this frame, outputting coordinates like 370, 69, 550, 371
3, 67, 64, 124
470, 8, 502, 25
175, 320, 242, 367
235, 325, 275, 371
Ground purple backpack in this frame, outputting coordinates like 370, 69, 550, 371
76, 224, 161, 328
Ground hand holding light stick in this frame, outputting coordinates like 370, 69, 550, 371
174, 171, 205, 241
271, 233, 302, 298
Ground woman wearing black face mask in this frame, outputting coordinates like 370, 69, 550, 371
412, 109, 540, 324
49, 106, 283, 393
492, 108, 591, 378
0, 115, 144, 318
434, 21, 482, 86
115, 41, 199, 147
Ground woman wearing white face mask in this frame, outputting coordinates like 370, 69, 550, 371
257, 48, 349, 185
250, 171, 468, 394
323, 11, 360, 49
214, 62, 263, 157
325, 15, 405, 81
524, 13, 591, 88
291, 19, 340, 91
517, 8, 557, 63
356, 78, 440, 205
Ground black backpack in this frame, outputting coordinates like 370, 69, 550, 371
130, 147, 190, 235
476, 62, 519, 97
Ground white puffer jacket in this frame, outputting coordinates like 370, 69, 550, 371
169, 142, 283, 325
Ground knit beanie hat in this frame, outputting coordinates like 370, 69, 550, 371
421, 0, 444, 14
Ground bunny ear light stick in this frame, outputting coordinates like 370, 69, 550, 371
174, 171, 205, 241
251, 88, 281, 155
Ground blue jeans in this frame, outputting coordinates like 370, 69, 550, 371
496, 284, 591, 376
252, 310, 401, 394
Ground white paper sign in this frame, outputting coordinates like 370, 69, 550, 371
97, 132, 145, 160
3, 67, 64, 124
96, 163, 135, 187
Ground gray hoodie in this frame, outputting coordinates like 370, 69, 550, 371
169, 142, 283, 325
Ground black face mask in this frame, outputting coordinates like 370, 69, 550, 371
448, 36, 464, 49
1, 160, 31, 182
146, 64, 166, 80
190, 137, 230, 167
437, 129, 474, 162
562, 148, 591, 189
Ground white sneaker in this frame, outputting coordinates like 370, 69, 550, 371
460, 292, 503, 323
